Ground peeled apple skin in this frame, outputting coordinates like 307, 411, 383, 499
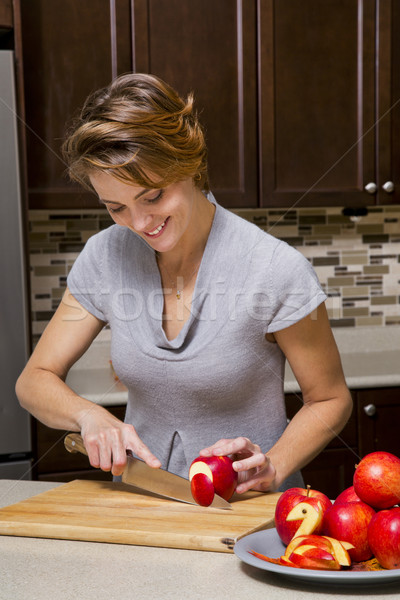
353, 451, 400, 509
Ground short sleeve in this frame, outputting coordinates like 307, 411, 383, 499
266, 241, 327, 333
67, 232, 107, 322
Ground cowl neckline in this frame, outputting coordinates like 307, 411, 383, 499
121, 193, 242, 356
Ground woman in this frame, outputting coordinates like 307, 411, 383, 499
16, 73, 352, 494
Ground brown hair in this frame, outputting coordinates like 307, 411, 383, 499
62, 73, 209, 192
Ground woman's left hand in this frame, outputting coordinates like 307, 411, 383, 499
199, 437, 277, 494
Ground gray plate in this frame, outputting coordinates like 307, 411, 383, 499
234, 528, 400, 585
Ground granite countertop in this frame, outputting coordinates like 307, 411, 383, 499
1, 479, 399, 600
65, 327, 400, 406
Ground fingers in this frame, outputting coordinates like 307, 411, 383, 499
236, 456, 277, 494
199, 437, 256, 458
199, 437, 277, 495
82, 423, 161, 477
131, 438, 161, 470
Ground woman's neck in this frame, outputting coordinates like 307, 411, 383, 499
157, 189, 215, 271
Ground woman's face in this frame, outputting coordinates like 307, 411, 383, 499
89, 171, 196, 253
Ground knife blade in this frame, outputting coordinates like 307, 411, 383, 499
64, 433, 232, 509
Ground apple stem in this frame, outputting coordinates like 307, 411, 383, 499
306, 485, 311, 497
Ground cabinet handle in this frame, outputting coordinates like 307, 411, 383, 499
382, 181, 394, 193
363, 403, 376, 417
364, 182, 377, 194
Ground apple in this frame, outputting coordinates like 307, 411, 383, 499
353, 451, 400, 509
274, 486, 332, 545
189, 456, 238, 506
334, 485, 362, 505
323, 501, 375, 562
368, 507, 400, 569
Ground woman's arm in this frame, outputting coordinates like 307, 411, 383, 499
200, 303, 352, 493
264, 302, 352, 489
16, 288, 161, 475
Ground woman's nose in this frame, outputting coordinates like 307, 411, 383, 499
128, 207, 153, 232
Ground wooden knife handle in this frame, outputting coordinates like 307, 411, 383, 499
64, 433, 88, 456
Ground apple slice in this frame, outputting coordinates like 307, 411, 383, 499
289, 545, 340, 570
279, 556, 297, 567
322, 536, 354, 567
286, 501, 323, 539
284, 534, 332, 558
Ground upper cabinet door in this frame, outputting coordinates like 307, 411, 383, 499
20, 0, 132, 209
376, 0, 400, 205
259, 0, 377, 208
132, 0, 259, 208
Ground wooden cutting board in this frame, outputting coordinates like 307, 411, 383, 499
0, 480, 280, 552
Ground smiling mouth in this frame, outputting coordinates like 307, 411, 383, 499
144, 217, 169, 237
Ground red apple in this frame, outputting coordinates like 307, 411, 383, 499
274, 486, 332, 545
353, 451, 400, 509
323, 501, 375, 562
368, 507, 400, 569
334, 485, 362, 505
189, 456, 238, 506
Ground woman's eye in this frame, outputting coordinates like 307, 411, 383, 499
146, 189, 164, 204
108, 205, 125, 214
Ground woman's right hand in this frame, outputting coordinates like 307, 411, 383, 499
78, 406, 161, 476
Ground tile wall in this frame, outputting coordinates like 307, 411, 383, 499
29, 205, 400, 344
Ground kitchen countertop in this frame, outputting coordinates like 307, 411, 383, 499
0, 479, 399, 600
65, 326, 400, 405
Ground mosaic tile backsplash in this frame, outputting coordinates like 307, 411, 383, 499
29, 205, 400, 343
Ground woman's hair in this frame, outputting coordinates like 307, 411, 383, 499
62, 73, 209, 192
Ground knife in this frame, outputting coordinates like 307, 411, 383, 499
64, 433, 232, 509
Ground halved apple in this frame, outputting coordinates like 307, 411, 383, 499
189, 456, 238, 506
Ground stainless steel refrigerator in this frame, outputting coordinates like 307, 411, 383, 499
0, 50, 32, 479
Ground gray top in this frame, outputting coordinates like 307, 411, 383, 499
67, 195, 327, 490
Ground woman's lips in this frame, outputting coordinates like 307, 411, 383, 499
144, 216, 169, 238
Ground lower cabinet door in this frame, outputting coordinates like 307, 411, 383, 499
357, 387, 400, 457
300, 448, 358, 500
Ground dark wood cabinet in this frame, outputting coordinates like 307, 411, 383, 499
286, 386, 400, 499
19, 0, 258, 209
377, 0, 400, 205
0, 0, 12, 29
357, 387, 400, 457
285, 392, 358, 499
260, 0, 400, 208
17, 1, 400, 209
132, 0, 258, 209
19, 0, 132, 209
